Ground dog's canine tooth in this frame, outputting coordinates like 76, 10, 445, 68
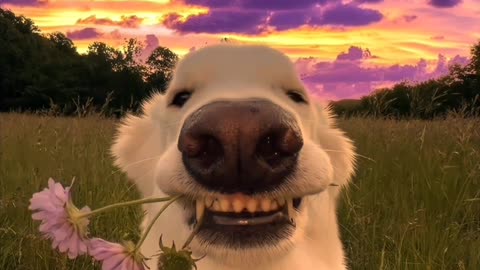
205, 196, 214, 207
219, 198, 231, 212
246, 198, 257, 213
232, 198, 244, 213
196, 199, 205, 221
260, 198, 271, 212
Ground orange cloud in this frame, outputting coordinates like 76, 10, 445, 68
77, 15, 144, 28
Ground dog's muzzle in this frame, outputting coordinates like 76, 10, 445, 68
177, 99, 304, 247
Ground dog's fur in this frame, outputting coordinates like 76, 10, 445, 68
111, 45, 357, 270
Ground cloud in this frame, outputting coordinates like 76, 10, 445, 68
403, 15, 418, 22
313, 4, 383, 26
430, 35, 445, 40
297, 46, 469, 99
0, 0, 45, 6
185, 0, 325, 10
336, 46, 374, 61
428, 0, 462, 8
162, 10, 269, 34
268, 10, 313, 31
164, 2, 383, 34
77, 15, 143, 28
239, 0, 326, 10
66, 27, 103, 40
353, 0, 384, 3
138, 34, 160, 62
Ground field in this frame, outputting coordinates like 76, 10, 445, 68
0, 113, 479, 270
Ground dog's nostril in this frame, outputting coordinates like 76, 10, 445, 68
182, 136, 205, 158
278, 129, 303, 155
256, 129, 303, 168
182, 135, 223, 168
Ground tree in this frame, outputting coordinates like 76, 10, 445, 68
145, 46, 178, 92
469, 40, 480, 75
47, 32, 77, 55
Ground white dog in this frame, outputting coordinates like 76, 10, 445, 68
111, 44, 356, 270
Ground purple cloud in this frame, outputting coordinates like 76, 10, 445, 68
66, 28, 102, 40
167, 0, 383, 33
269, 10, 312, 31
162, 10, 269, 34
185, 0, 328, 10
354, 0, 384, 3
184, 0, 232, 8
297, 46, 469, 100
0, 0, 43, 6
138, 34, 160, 62
314, 4, 383, 26
336, 46, 374, 61
403, 15, 418, 22
240, 0, 326, 10
428, 0, 462, 8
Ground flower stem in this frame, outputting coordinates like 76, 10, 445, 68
134, 195, 182, 251
181, 215, 204, 250
77, 196, 172, 219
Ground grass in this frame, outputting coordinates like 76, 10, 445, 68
0, 113, 479, 270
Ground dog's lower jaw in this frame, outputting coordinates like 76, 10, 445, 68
139, 190, 347, 270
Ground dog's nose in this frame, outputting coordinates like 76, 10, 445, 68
178, 99, 303, 194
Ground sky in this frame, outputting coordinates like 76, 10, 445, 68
2, 0, 480, 100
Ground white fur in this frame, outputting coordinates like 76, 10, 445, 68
111, 45, 357, 270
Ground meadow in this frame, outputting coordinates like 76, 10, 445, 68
0, 113, 479, 270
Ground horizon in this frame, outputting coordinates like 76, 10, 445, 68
2, 0, 479, 100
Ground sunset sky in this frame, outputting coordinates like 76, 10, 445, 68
2, 0, 479, 100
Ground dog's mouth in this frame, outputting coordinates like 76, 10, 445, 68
190, 194, 302, 248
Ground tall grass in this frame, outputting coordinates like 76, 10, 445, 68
0, 113, 479, 269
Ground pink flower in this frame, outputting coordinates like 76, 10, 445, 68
29, 178, 90, 259
89, 238, 147, 270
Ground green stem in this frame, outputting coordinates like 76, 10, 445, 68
181, 215, 204, 250
134, 195, 182, 251
77, 196, 172, 219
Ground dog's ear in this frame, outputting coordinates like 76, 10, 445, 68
111, 93, 167, 196
311, 99, 357, 188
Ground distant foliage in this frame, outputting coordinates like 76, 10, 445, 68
330, 41, 480, 119
0, 8, 178, 117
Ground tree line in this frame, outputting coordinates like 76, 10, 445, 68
1, 8, 479, 118
330, 42, 480, 119
0, 8, 178, 116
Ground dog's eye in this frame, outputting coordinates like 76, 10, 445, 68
286, 91, 307, 104
170, 91, 192, 107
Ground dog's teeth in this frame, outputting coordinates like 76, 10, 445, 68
212, 200, 221, 211
271, 200, 278, 211
219, 198, 231, 212
246, 198, 257, 213
232, 198, 244, 213
277, 198, 286, 206
260, 199, 271, 212
205, 196, 214, 208
196, 200, 205, 221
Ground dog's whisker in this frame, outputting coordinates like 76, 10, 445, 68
322, 149, 376, 163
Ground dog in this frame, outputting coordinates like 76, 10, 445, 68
111, 44, 357, 270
